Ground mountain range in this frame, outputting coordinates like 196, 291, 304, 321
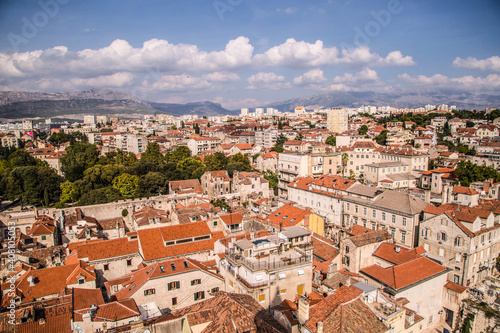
0, 88, 499, 120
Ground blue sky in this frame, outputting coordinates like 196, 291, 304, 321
1, 0, 500, 108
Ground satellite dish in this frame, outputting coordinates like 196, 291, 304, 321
63, 243, 68, 248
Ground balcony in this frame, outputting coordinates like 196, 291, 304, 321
225, 250, 311, 272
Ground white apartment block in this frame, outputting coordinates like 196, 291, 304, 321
326, 107, 348, 133
187, 137, 222, 155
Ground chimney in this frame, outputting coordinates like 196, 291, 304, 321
317, 321, 324, 333
250, 232, 254, 240
345, 276, 351, 287
298, 296, 310, 325
279, 223, 283, 232
395, 245, 401, 253
327, 262, 337, 280
424, 190, 431, 203
28, 276, 36, 287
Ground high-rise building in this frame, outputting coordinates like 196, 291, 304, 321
326, 107, 348, 133
240, 108, 249, 116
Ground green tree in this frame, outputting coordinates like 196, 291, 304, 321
466, 120, 475, 128
112, 173, 139, 198
167, 146, 191, 164
358, 125, 369, 135
325, 135, 336, 146
348, 169, 356, 181
341, 153, 349, 177
177, 157, 205, 180
211, 199, 231, 212
122, 209, 128, 217
204, 152, 229, 171
61, 142, 100, 182
135, 172, 169, 197
79, 186, 122, 206
271, 134, 288, 153
263, 170, 279, 196
294, 133, 303, 141
44, 188, 49, 206
141, 142, 165, 165
374, 130, 388, 145
60, 180, 78, 203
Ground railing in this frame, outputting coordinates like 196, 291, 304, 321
225, 250, 311, 271
236, 273, 277, 289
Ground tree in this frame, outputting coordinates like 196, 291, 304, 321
348, 169, 356, 181
44, 188, 49, 207
61, 142, 99, 182
341, 153, 349, 177
167, 146, 191, 164
60, 180, 78, 203
79, 186, 122, 206
271, 134, 288, 153
466, 120, 475, 128
204, 152, 228, 171
294, 133, 303, 141
374, 130, 388, 145
211, 199, 231, 212
325, 135, 336, 146
194, 123, 200, 134
141, 142, 165, 165
112, 173, 139, 198
263, 170, 279, 196
135, 172, 169, 197
122, 209, 128, 217
358, 125, 368, 135
177, 157, 205, 180
454, 160, 500, 187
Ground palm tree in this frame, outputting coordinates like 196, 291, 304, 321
341, 153, 349, 177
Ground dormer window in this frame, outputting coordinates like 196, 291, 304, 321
191, 216, 196, 222
78, 278, 85, 284
282, 216, 288, 220
155, 217, 161, 223
275, 213, 281, 217
149, 218, 154, 224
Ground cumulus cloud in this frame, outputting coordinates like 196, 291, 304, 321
70, 72, 134, 88
453, 56, 500, 72
201, 72, 240, 82
293, 68, 328, 86
253, 39, 415, 68
148, 74, 212, 91
247, 72, 291, 90
398, 73, 500, 92
294, 67, 380, 92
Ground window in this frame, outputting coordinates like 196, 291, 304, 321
438, 232, 447, 242
343, 255, 350, 266
355, 205, 359, 213
363, 220, 367, 228
392, 215, 396, 224
372, 210, 376, 218
104, 264, 109, 271
422, 228, 429, 237
126, 259, 132, 266
347, 203, 350, 211
402, 217, 407, 227
168, 281, 180, 290
456, 253, 462, 262
213, 221, 217, 227
78, 278, 85, 284
191, 279, 201, 286
297, 284, 304, 296
184, 261, 189, 268
41, 235, 46, 241
401, 232, 406, 243
455, 237, 463, 247
298, 269, 305, 276
172, 297, 177, 306
211, 287, 219, 293
279, 273, 286, 280
194, 291, 205, 301
144, 288, 155, 296
382, 212, 386, 221
439, 248, 444, 257
441, 218, 447, 226
171, 263, 176, 271
258, 294, 266, 303
391, 228, 395, 239
277, 289, 286, 296
371, 223, 376, 231
345, 245, 350, 253
363, 207, 367, 215
229, 280, 233, 288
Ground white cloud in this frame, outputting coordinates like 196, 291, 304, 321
398, 73, 500, 92
148, 74, 212, 91
293, 68, 327, 86
247, 72, 291, 90
70, 72, 134, 88
253, 39, 415, 68
453, 56, 500, 72
201, 72, 240, 82
332, 67, 379, 83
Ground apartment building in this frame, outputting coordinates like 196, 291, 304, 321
187, 137, 222, 155
220, 226, 313, 309
342, 184, 428, 247
255, 151, 279, 173
341, 230, 392, 274
255, 128, 278, 148
419, 203, 500, 286
232, 171, 270, 202
326, 107, 348, 133
364, 161, 418, 188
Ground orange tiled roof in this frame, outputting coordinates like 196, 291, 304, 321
361, 257, 447, 290
445, 281, 467, 294
452, 186, 479, 195
373, 243, 426, 265
312, 232, 339, 262
219, 213, 243, 226
68, 237, 139, 262
267, 203, 312, 228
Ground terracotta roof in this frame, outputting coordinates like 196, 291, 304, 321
361, 257, 447, 290
267, 204, 313, 228
133, 205, 170, 226
73, 288, 105, 312
452, 186, 479, 195
136, 222, 222, 261
1, 261, 96, 305
219, 213, 243, 226
171, 291, 287, 333
29, 217, 56, 236
445, 281, 467, 294
348, 229, 392, 247
352, 141, 377, 149
68, 237, 139, 261
235, 143, 252, 150
13, 313, 72, 333
204, 170, 230, 181
169, 179, 203, 195
346, 224, 374, 236
373, 243, 426, 265
98, 217, 125, 230
312, 233, 339, 262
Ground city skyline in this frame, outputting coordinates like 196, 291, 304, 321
1, 0, 500, 109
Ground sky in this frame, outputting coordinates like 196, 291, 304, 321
1, 0, 500, 109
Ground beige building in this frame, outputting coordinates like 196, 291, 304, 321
342, 184, 428, 248
220, 226, 313, 309
419, 203, 500, 286
105, 258, 224, 312
341, 229, 392, 274
326, 107, 348, 133
255, 151, 279, 172
232, 171, 270, 202
187, 137, 221, 155
201, 170, 231, 197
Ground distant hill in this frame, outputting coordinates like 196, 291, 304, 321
0, 88, 154, 119
149, 101, 236, 117
265, 89, 500, 112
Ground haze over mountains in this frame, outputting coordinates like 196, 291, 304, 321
0, 88, 499, 120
